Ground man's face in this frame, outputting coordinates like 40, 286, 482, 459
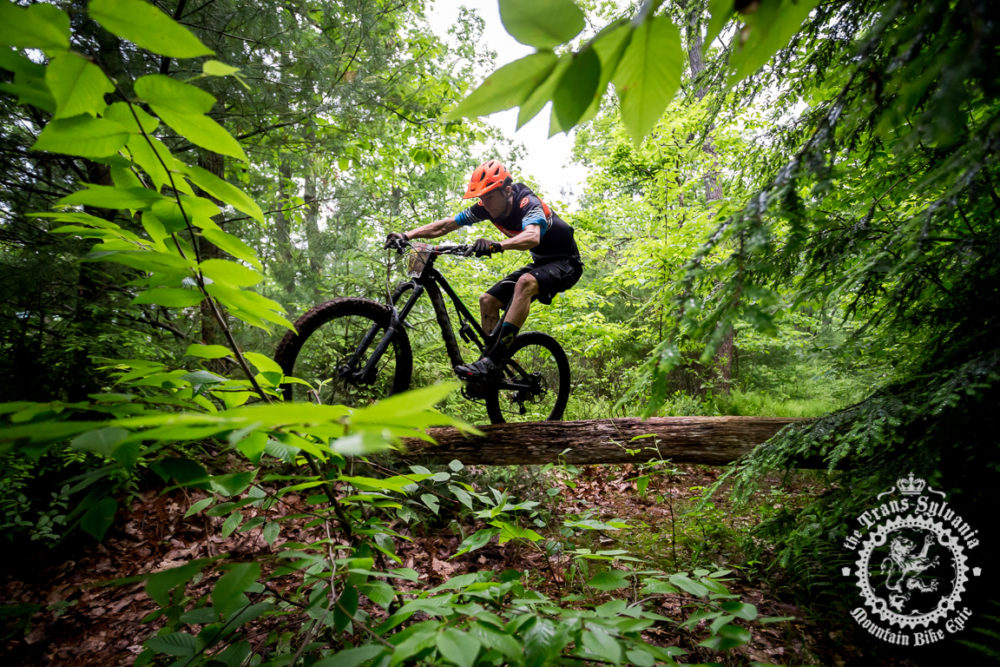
479, 185, 511, 218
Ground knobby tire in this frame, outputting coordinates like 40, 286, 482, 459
485, 331, 570, 424
274, 298, 412, 405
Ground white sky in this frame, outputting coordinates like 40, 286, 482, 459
428, 0, 588, 211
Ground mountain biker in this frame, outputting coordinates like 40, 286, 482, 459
385, 159, 583, 380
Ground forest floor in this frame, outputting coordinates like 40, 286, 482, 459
1, 462, 911, 666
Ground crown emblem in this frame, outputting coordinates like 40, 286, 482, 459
897, 472, 926, 495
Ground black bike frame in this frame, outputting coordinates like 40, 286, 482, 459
393, 260, 488, 368
350, 249, 487, 384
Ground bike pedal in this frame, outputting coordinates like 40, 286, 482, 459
461, 384, 489, 401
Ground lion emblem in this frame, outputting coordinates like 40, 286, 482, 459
881, 532, 939, 611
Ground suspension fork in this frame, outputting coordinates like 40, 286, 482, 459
349, 283, 422, 383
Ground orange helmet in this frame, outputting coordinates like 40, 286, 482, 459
463, 160, 510, 199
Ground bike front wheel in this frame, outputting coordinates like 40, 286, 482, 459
274, 298, 412, 406
485, 332, 570, 424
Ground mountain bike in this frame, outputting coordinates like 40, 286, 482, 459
274, 240, 570, 423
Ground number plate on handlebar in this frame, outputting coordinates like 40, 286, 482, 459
406, 243, 432, 277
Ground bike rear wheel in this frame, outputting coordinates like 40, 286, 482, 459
485, 332, 570, 424
274, 298, 412, 406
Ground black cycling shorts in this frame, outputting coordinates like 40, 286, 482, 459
486, 256, 583, 307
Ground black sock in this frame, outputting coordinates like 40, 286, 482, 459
487, 322, 519, 362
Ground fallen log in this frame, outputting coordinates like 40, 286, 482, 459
399, 416, 809, 466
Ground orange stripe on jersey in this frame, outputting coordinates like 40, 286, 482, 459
491, 221, 519, 238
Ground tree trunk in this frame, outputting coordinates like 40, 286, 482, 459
274, 158, 297, 294
398, 416, 812, 466
686, 5, 734, 390
198, 152, 224, 347
303, 151, 323, 280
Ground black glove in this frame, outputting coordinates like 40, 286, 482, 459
472, 238, 503, 257
384, 231, 408, 249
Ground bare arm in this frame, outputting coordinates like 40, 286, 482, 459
406, 217, 459, 239
500, 225, 540, 252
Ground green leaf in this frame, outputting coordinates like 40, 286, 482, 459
157, 107, 248, 162
213, 562, 260, 618
145, 631, 197, 657
70, 426, 129, 457
131, 287, 204, 308
314, 645, 386, 667
184, 497, 215, 518
145, 559, 213, 606
523, 617, 566, 667
587, 569, 630, 590
351, 382, 460, 424
243, 351, 282, 375
625, 648, 656, 667
436, 628, 481, 667
720, 601, 758, 620
221, 511, 243, 538
180, 607, 218, 624
262, 521, 279, 545
32, 116, 129, 160
454, 528, 496, 556
152, 457, 208, 484
211, 640, 252, 667
126, 134, 173, 191
577, 21, 632, 125
552, 47, 601, 131
0, 2, 69, 52
699, 623, 752, 650
517, 58, 570, 128
151, 194, 219, 232
46, 53, 113, 119
186, 343, 232, 359
359, 581, 395, 608
200, 258, 262, 287
389, 622, 439, 665
429, 573, 481, 593
613, 15, 684, 144
59, 183, 161, 209
581, 625, 622, 664
493, 520, 543, 544
469, 621, 521, 660
236, 431, 267, 464
134, 74, 246, 161
449, 484, 473, 509
181, 164, 264, 224
668, 573, 710, 597
104, 102, 160, 134
205, 282, 293, 332
499, 0, 584, 49
0, 47, 45, 79
332, 431, 391, 457
705, 0, 735, 47
334, 584, 359, 631
446, 52, 557, 121
89, 0, 213, 58
80, 496, 117, 540
203, 60, 240, 76
413, 492, 438, 515
208, 471, 256, 496
729, 0, 819, 84
0, 81, 55, 113
639, 578, 678, 595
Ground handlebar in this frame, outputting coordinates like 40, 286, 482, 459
387, 238, 473, 257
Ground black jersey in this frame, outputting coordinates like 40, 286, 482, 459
455, 183, 579, 261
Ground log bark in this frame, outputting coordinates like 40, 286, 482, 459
400, 417, 808, 466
